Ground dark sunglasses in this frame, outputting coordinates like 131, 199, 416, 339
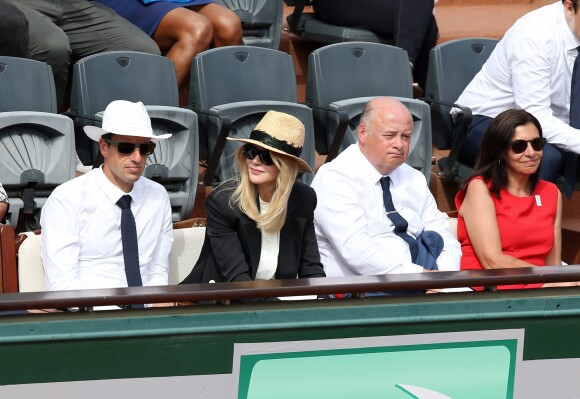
105, 139, 156, 155
510, 137, 546, 154
242, 144, 273, 165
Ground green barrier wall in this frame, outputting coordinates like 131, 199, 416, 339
1, 289, 580, 398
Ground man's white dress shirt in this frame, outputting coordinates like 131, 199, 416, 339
311, 144, 460, 277
456, 1, 580, 154
40, 167, 173, 291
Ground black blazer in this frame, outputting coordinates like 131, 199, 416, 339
181, 180, 325, 284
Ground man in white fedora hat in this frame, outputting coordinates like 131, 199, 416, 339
40, 100, 174, 299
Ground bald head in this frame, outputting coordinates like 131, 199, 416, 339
358, 97, 413, 175
360, 97, 412, 130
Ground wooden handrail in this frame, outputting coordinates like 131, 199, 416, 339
1, 265, 580, 312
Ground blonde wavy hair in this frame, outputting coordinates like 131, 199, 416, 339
230, 147, 299, 233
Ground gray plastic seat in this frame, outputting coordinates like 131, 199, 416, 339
70, 51, 198, 221
71, 51, 179, 165
0, 112, 75, 231
71, 51, 179, 113
0, 57, 74, 231
400, 98, 432, 179
214, 0, 283, 49
144, 107, 198, 222
312, 95, 432, 183
0, 56, 57, 113
424, 38, 499, 181
189, 46, 315, 185
305, 42, 428, 178
287, 0, 392, 45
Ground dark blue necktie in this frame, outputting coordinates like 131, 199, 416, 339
379, 176, 419, 262
117, 195, 144, 291
566, 49, 580, 198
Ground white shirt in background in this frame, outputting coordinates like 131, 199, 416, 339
455, 1, 580, 154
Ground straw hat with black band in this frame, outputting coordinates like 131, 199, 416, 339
227, 110, 313, 174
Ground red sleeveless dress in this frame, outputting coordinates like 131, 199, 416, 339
455, 177, 558, 290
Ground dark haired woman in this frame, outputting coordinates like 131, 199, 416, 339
455, 109, 562, 289
181, 110, 325, 286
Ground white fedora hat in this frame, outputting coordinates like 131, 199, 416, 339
83, 100, 172, 142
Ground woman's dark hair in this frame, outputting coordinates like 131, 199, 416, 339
461, 109, 543, 198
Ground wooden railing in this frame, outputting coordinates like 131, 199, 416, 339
1, 266, 580, 312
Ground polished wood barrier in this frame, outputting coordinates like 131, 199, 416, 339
0, 266, 579, 312
0, 224, 17, 293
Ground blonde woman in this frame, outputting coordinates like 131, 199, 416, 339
181, 111, 325, 286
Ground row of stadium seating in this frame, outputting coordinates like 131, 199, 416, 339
0, 38, 498, 232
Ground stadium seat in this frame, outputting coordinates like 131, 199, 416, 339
424, 38, 499, 182
0, 57, 75, 231
286, 0, 391, 45
189, 46, 315, 185
70, 51, 199, 221
17, 231, 44, 293
169, 225, 206, 285
70, 50, 179, 164
0, 56, 57, 113
0, 223, 206, 293
0, 222, 42, 293
305, 42, 431, 181
306, 42, 413, 157
0, 113, 75, 231
214, 0, 284, 49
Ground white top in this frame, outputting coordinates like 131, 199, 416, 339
455, 1, 580, 154
40, 167, 174, 291
255, 198, 280, 280
311, 144, 461, 277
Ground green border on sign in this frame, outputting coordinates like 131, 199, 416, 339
238, 339, 517, 399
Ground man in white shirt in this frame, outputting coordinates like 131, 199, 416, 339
312, 97, 460, 278
40, 100, 174, 292
455, 0, 580, 184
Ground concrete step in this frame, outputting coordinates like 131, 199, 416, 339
435, 0, 554, 42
